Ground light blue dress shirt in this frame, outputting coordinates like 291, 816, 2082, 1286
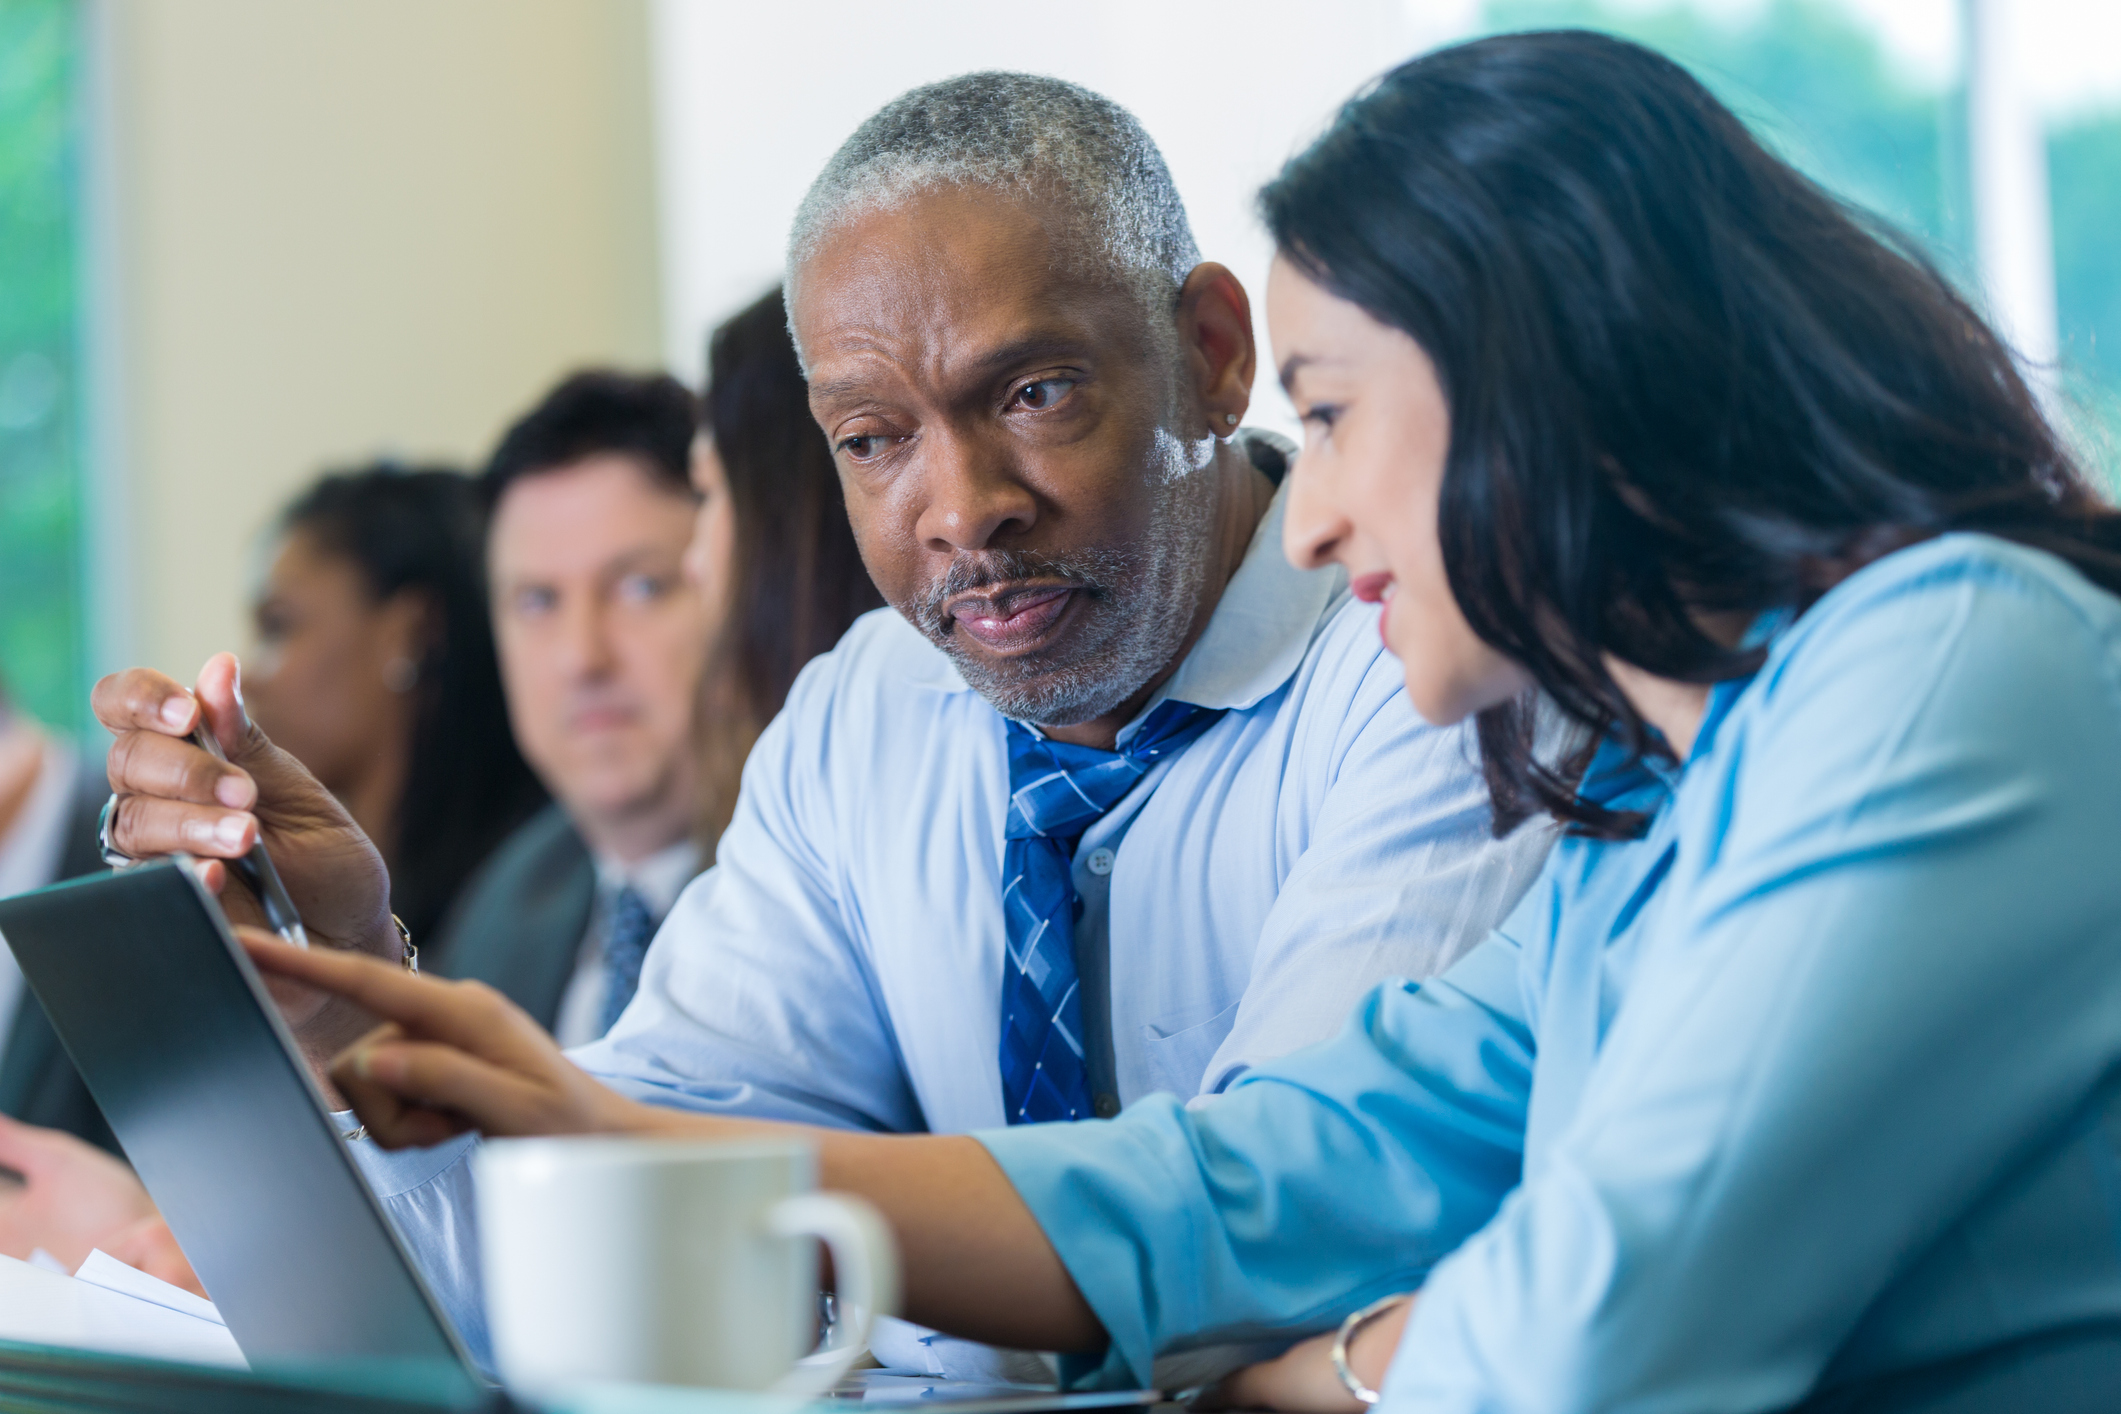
982, 534, 2121, 1412
354, 486, 1553, 1367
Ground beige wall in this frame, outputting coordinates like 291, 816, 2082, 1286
99, 0, 660, 681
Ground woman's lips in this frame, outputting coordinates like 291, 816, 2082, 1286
950, 586, 1077, 651
1349, 572, 1397, 646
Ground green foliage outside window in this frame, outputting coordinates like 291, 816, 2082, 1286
2050, 113, 2121, 474
0, 0, 85, 729
1481, 0, 2120, 485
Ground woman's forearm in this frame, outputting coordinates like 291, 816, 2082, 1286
826, 1131, 1104, 1352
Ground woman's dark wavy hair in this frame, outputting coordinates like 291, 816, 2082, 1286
1261, 29, 2121, 838
280, 465, 546, 940
694, 286, 884, 853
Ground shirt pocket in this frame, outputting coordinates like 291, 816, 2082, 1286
1138, 999, 1242, 1100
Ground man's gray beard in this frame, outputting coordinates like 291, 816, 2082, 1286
906, 432, 1222, 727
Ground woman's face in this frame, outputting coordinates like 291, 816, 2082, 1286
682, 434, 739, 642
246, 528, 424, 793
1271, 256, 1531, 725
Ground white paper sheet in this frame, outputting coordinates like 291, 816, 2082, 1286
0, 1253, 245, 1368
72, 1248, 226, 1326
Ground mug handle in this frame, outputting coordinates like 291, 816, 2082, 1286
766, 1192, 902, 1399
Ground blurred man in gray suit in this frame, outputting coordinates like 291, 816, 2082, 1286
432, 373, 710, 1041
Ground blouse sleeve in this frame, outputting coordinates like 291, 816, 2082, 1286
1385, 546, 2121, 1412
977, 914, 1544, 1388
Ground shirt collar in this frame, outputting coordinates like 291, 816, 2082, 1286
593, 836, 702, 919
1142, 480, 1343, 717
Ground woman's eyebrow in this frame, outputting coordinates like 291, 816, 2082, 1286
1278, 352, 1322, 394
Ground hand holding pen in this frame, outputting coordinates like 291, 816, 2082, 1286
89, 653, 406, 1052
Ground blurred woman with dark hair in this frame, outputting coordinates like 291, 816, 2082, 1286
686, 284, 885, 853
247, 464, 547, 946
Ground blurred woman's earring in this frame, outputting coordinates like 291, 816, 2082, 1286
383, 657, 419, 694
1225, 412, 1239, 425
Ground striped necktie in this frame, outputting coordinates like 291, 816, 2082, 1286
595, 884, 658, 1039
1000, 699, 1225, 1124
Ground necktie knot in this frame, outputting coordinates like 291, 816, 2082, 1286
1004, 699, 1227, 844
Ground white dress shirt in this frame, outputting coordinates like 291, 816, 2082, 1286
550, 839, 703, 1049
0, 739, 80, 1052
351, 486, 1555, 1370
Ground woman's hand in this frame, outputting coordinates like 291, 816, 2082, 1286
0, 1114, 160, 1273
241, 932, 660, 1147
100, 1214, 208, 1298
1206, 1296, 1414, 1413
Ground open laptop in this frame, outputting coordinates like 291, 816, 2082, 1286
0, 862, 1167, 1410
0, 860, 480, 1387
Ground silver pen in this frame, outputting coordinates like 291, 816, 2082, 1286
193, 725, 310, 947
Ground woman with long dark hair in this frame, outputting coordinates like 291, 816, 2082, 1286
235, 31, 2121, 1409
688, 285, 885, 853
249, 465, 547, 945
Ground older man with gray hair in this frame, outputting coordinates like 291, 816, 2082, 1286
92, 73, 1553, 1374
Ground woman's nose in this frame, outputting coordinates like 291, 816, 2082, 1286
1281, 449, 1349, 572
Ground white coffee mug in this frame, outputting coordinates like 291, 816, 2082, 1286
474, 1135, 898, 1394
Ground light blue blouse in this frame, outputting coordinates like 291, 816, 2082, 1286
980, 534, 2121, 1413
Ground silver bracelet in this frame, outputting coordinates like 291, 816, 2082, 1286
345, 915, 419, 1144
1331, 1294, 1411, 1406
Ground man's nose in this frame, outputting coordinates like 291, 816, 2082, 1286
912, 428, 1038, 553
1281, 448, 1349, 571
556, 593, 618, 678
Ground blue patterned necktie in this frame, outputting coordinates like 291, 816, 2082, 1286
1000, 699, 1225, 1124
596, 884, 658, 1039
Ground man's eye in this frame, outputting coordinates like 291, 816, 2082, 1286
838, 435, 895, 461
513, 587, 557, 617
617, 573, 668, 604
1012, 378, 1077, 411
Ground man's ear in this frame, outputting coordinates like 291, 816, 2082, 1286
1175, 263, 1256, 435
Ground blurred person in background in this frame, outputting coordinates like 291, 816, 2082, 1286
685, 284, 886, 849
245, 464, 548, 947
0, 462, 545, 1286
438, 297, 884, 1043
429, 371, 711, 1045
0, 673, 136, 1277
0, 297, 883, 1294
0, 678, 114, 1158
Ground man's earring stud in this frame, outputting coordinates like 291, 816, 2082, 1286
1224, 413, 1239, 426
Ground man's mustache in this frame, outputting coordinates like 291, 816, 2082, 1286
914, 551, 1114, 626
907, 546, 1145, 635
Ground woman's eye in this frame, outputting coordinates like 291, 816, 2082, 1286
1012, 378, 1077, 411
838, 435, 894, 461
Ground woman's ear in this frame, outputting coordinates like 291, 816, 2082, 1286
1175, 262, 1257, 436
376, 588, 440, 691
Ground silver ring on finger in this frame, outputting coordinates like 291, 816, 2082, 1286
97, 793, 140, 869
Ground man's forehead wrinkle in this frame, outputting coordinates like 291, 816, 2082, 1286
799, 201, 1130, 417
